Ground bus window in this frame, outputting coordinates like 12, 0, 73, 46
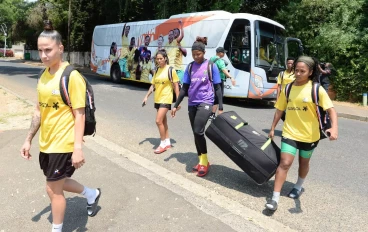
255, 21, 285, 69
224, 19, 251, 72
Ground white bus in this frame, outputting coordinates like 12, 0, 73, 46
91, 10, 303, 99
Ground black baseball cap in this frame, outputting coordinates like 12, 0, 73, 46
216, 47, 227, 53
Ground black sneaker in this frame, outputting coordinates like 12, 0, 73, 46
265, 200, 278, 211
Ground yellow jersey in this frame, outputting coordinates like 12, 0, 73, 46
37, 62, 86, 153
275, 81, 333, 143
277, 70, 295, 91
141, 61, 152, 83
151, 65, 179, 104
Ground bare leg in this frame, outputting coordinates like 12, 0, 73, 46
46, 178, 66, 224
298, 156, 311, 179
163, 113, 169, 139
156, 108, 169, 141
63, 178, 84, 194
273, 153, 295, 192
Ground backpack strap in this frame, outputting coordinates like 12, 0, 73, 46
207, 60, 215, 82
167, 66, 174, 83
280, 71, 285, 85
59, 65, 76, 108
311, 82, 324, 130
187, 61, 194, 80
284, 81, 293, 103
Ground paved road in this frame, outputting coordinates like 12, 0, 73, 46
1, 60, 367, 231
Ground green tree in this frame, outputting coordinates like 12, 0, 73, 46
276, 0, 368, 101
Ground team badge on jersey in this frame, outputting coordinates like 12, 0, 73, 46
52, 89, 60, 95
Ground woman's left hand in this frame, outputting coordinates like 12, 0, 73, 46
326, 127, 338, 141
171, 108, 177, 118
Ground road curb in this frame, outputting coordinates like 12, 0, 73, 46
337, 113, 368, 122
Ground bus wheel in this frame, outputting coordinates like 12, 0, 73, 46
110, 64, 122, 83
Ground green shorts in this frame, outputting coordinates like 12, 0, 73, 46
281, 137, 319, 159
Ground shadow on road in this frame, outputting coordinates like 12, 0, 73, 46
0, 64, 40, 79
164, 152, 199, 173
139, 137, 177, 150
31, 196, 101, 231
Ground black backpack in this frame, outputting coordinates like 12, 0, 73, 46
38, 65, 96, 136
284, 82, 331, 139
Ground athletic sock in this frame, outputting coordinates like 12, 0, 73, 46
294, 177, 305, 191
271, 191, 280, 203
159, 140, 166, 148
165, 138, 171, 146
52, 223, 63, 232
199, 153, 208, 166
81, 186, 99, 205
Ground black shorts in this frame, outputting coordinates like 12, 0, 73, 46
39, 152, 75, 182
281, 137, 319, 151
154, 103, 171, 110
214, 80, 225, 105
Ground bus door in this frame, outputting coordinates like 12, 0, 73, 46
285, 38, 304, 59
224, 19, 251, 97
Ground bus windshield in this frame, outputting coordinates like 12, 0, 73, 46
255, 21, 285, 69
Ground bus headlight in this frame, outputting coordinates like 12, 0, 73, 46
253, 74, 264, 88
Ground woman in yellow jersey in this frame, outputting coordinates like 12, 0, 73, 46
276, 57, 295, 100
142, 49, 180, 154
266, 56, 338, 211
20, 21, 101, 232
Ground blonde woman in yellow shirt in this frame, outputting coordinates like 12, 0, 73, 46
20, 21, 100, 232
142, 49, 180, 154
266, 56, 338, 211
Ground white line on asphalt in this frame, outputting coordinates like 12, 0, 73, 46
87, 135, 295, 232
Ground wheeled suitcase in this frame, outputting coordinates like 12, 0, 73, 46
205, 111, 280, 185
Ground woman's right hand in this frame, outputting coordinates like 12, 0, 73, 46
171, 107, 177, 118
268, 130, 275, 140
20, 141, 32, 160
142, 97, 148, 106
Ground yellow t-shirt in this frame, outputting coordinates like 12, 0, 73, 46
37, 62, 86, 153
141, 61, 152, 83
275, 81, 333, 143
166, 40, 178, 69
277, 70, 295, 91
122, 35, 129, 46
110, 54, 117, 66
120, 35, 130, 58
260, 47, 272, 63
173, 40, 185, 71
151, 65, 179, 104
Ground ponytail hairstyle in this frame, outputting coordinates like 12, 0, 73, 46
191, 36, 207, 52
110, 42, 117, 55
38, 20, 62, 44
293, 56, 320, 82
156, 49, 169, 65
